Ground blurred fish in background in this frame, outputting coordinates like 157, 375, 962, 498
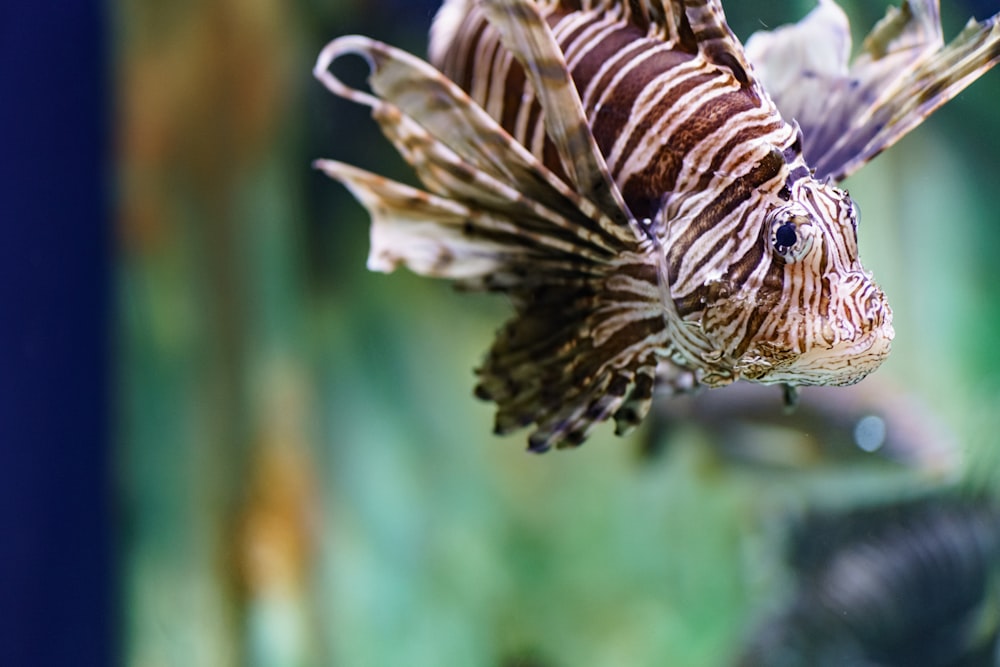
119, 1, 1000, 666
736, 495, 1000, 667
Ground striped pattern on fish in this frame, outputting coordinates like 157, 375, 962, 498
314, 0, 1000, 451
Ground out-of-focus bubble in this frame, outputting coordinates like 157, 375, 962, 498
644, 378, 961, 477
853, 414, 886, 453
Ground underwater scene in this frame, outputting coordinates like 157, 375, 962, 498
120, 1, 1000, 665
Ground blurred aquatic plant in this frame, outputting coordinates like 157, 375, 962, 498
120, 0, 322, 664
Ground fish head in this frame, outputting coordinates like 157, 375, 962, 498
701, 179, 893, 387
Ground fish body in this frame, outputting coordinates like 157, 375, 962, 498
315, 0, 1000, 450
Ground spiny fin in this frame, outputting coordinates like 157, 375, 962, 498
477, 259, 670, 452
315, 36, 636, 251
315, 35, 674, 450
432, 1, 684, 62
315, 159, 513, 278
679, 0, 764, 95
557, 1, 686, 44
479, 0, 641, 232
479, 0, 764, 91
746, 0, 1000, 181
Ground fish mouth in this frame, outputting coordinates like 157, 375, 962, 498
747, 319, 895, 387
734, 269, 895, 388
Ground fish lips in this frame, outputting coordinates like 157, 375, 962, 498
744, 316, 895, 387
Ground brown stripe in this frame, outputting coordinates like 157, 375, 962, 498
589, 46, 697, 160
734, 263, 784, 358
584, 38, 652, 108
534, 57, 574, 85
554, 7, 599, 48
453, 16, 489, 94
568, 23, 647, 100
500, 52, 527, 133
706, 47, 750, 89
620, 85, 754, 218
670, 147, 784, 284
680, 205, 755, 291
522, 93, 543, 146
611, 68, 719, 175
477, 25, 504, 104
690, 119, 785, 195
694, 25, 728, 42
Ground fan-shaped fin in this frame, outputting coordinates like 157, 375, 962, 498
315, 35, 678, 449
746, 0, 1000, 181
479, 0, 641, 232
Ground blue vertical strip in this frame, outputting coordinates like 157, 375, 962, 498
0, 2, 112, 666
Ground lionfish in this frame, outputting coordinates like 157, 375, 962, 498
315, 0, 1000, 451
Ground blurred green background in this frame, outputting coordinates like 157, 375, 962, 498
119, 1, 1000, 665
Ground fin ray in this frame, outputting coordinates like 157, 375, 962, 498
479, 0, 639, 230
315, 34, 675, 449
746, 0, 1000, 181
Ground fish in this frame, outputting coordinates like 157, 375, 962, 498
313, 1, 1000, 452
737, 495, 1000, 666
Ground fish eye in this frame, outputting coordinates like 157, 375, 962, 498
770, 214, 813, 263
775, 222, 797, 248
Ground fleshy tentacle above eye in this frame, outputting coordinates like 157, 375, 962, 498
745, 0, 1000, 182
314, 35, 680, 450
